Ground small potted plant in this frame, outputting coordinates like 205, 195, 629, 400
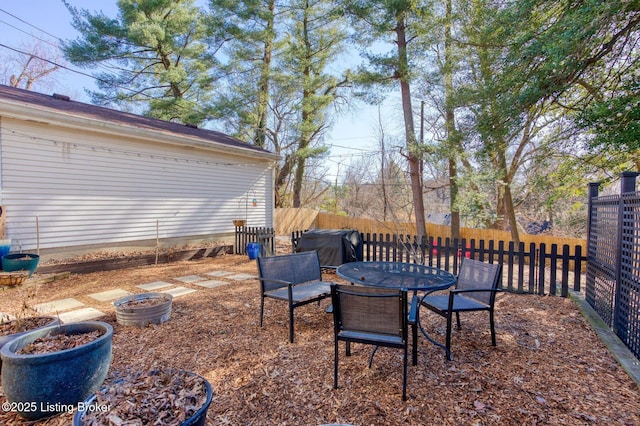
74, 368, 213, 425
0, 321, 113, 421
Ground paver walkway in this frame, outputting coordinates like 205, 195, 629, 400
7, 270, 254, 323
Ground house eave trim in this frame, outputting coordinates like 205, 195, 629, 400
0, 101, 281, 162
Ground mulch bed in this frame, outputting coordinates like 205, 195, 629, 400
0, 252, 638, 425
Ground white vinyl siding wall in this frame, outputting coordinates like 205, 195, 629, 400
0, 118, 274, 251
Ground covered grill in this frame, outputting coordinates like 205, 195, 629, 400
295, 229, 363, 268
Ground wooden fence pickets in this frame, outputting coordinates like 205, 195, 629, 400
235, 226, 275, 256
288, 231, 585, 297
238, 212, 587, 297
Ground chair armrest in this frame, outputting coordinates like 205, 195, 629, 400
447, 288, 501, 311
408, 293, 419, 324
450, 288, 501, 296
258, 277, 292, 286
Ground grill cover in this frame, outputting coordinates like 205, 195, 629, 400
295, 229, 363, 267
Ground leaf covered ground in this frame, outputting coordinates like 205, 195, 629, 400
0, 251, 638, 425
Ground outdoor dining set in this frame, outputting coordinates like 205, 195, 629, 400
255, 246, 503, 401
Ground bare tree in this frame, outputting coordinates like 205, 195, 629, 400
1, 41, 61, 91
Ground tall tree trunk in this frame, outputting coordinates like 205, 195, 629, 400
254, 0, 275, 148
396, 14, 427, 240
497, 151, 520, 244
380, 116, 389, 221
503, 182, 520, 245
292, 155, 305, 207
444, 0, 460, 241
292, 0, 312, 208
275, 153, 294, 207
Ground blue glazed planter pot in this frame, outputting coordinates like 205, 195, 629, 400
0, 316, 60, 372
0, 321, 113, 421
1, 253, 40, 277
73, 370, 213, 426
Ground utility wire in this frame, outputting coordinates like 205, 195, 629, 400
0, 43, 94, 79
0, 18, 60, 49
0, 8, 61, 42
0, 9, 130, 81
0, 42, 141, 96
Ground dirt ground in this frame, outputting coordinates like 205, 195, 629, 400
0, 248, 639, 425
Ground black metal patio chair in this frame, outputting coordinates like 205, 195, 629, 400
420, 257, 502, 360
331, 283, 410, 401
257, 250, 333, 343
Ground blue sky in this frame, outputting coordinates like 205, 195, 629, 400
0, 0, 394, 182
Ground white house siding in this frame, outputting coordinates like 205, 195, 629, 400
0, 116, 275, 252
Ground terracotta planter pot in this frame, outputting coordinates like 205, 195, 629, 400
0, 321, 113, 421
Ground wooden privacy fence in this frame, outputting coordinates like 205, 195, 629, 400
275, 208, 587, 256
291, 231, 586, 297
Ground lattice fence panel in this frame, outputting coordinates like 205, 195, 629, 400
586, 194, 619, 326
617, 194, 640, 356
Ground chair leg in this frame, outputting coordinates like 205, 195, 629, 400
259, 296, 264, 327
334, 339, 339, 389
489, 309, 496, 346
411, 322, 418, 366
346, 341, 351, 356
289, 305, 295, 343
368, 345, 380, 368
402, 345, 408, 401
455, 311, 461, 328
445, 313, 453, 361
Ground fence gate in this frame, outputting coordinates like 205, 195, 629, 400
587, 172, 640, 359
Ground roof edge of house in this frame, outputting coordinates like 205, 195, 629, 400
0, 86, 281, 162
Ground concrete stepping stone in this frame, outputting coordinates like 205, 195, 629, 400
88, 289, 132, 302
161, 286, 197, 298
192, 280, 228, 289
137, 281, 174, 291
206, 271, 233, 277
174, 275, 206, 284
59, 308, 106, 323
227, 273, 255, 281
34, 298, 85, 314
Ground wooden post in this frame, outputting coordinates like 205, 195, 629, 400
36, 216, 40, 255
155, 220, 160, 265
0, 206, 6, 239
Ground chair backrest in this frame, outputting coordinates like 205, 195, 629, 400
257, 251, 323, 292
456, 258, 502, 304
331, 284, 407, 338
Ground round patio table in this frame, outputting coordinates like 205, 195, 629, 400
336, 261, 456, 292
336, 261, 457, 359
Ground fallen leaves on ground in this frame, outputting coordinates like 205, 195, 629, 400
0, 251, 637, 425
